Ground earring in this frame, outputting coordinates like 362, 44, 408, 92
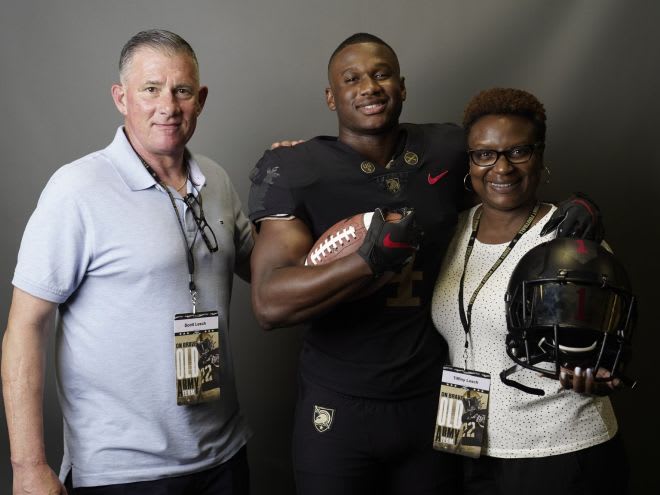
543, 164, 551, 184
463, 172, 473, 191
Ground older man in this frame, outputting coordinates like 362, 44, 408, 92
2, 30, 252, 494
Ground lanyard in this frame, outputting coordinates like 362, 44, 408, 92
457, 203, 540, 369
138, 155, 200, 313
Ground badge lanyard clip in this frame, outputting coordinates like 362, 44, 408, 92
190, 277, 198, 314
187, 248, 198, 314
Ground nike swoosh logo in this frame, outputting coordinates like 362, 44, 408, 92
383, 232, 413, 249
428, 170, 449, 184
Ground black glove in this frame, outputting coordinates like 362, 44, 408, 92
357, 207, 419, 276
540, 192, 604, 241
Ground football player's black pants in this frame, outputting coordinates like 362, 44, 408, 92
292, 374, 462, 495
463, 435, 629, 495
64, 445, 249, 494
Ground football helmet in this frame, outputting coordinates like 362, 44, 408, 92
501, 238, 636, 395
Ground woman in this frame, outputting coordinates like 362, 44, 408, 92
431, 88, 628, 494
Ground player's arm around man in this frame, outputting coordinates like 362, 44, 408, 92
2, 289, 65, 495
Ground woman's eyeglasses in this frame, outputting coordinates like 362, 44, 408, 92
468, 143, 544, 167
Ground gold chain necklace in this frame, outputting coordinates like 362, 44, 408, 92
175, 175, 188, 194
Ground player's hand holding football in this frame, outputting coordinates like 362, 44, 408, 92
357, 207, 419, 276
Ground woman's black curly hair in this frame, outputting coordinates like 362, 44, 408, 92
463, 88, 547, 142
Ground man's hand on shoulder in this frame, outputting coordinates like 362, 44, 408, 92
12, 462, 66, 495
270, 139, 306, 150
541, 192, 604, 241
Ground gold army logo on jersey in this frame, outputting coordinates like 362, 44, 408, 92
404, 151, 419, 166
313, 405, 335, 433
385, 178, 401, 194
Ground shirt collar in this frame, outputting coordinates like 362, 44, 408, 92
105, 126, 206, 191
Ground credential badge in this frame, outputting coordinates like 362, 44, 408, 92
313, 405, 335, 433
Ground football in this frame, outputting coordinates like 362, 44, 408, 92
304, 210, 401, 299
305, 212, 375, 266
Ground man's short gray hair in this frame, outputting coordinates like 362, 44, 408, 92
119, 29, 199, 82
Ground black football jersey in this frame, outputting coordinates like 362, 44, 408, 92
249, 123, 468, 399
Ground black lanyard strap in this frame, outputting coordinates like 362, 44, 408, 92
457, 203, 540, 368
138, 155, 200, 310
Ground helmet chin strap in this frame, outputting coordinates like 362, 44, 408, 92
501, 344, 556, 396
500, 363, 546, 396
